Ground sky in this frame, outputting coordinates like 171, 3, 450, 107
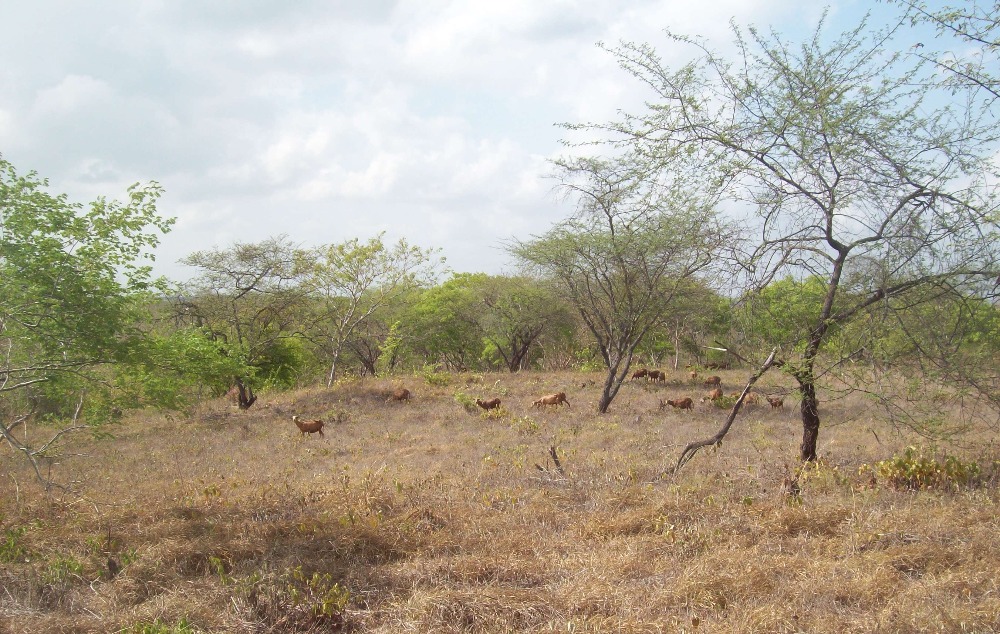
0, 0, 887, 283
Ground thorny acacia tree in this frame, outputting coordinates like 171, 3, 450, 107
511, 156, 725, 413
179, 235, 307, 399
302, 233, 443, 387
889, 0, 999, 100
589, 14, 1000, 460
0, 157, 173, 488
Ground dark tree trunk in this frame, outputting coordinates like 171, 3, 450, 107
234, 377, 257, 410
798, 378, 820, 461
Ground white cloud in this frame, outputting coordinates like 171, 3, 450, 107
0, 0, 851, 280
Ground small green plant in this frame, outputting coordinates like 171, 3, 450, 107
237, 566, 350, 630
284, 566, 351, 617
126, 618, 196, 634
865, 446, 981, 491
510, 415, 539, 435
483, 407, 507, 421
420, 363, 451, 386
0, 525, 29, 563
209, 555, 232, 585
42, 554, 84, 584
453, 390, 478, 412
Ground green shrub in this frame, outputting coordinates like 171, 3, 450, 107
866, 446, 981, 491
126, 618, 196, 634
453, 390, 478, 413
0, 525, 29, 563
420, 363, 451, 386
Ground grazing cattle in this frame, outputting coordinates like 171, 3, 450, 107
631, 368, 649, 380
767, 396, 784, 409
648, 370, 666, 383
389, 388, 411, 402
476, 397, 501, 410
291, 415, 324, 437
666, 397, 694, 410
703, 375, 722, 387
533, 392, 570, 408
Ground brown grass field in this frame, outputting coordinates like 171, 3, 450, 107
2, 369, 999, 633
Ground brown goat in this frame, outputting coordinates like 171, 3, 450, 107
703, 387, 723, 401
703, 375, 722, 387
533, 392, 570, 408
666, 397, 694, 410
631, 368, 649, 380
476, 397, 501, 410
389, 388, 411, 402
767, 396, 784, 409
291, 415, 324, 437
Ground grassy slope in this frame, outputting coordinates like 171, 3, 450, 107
1, 369, 998, 633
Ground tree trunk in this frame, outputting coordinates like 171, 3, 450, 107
234, 377, 257, 410
598, 385, 613, 413
327, 334, 349, 387
797, 366, 820, 461
673, 324, 680, 370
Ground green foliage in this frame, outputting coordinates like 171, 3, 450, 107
237, 565, 350, 629
738, 277, 832, 352
0, 525, 29, 563
865, 447, 982, 491
453, 390, 478, 413
407, 275, 484, 370
41, 554, 84, 584
375, 321, 404, 377
125, 618, 196, 634
255, 336, 308, 389
420, 363, 451, 386
1, 156, 174, 473
303, 232, 444, 384
113, 328, 250, 410
283, 566, 351, 618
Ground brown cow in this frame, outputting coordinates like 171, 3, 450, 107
767, 396, 784, 409
631, 368, 649, 380
703, 375, 722, 387
666, 397, 694, 410
291, 415, 324, 437
476, 397, 501, 410
533, 392, 570, 408
648, 369, 666, 383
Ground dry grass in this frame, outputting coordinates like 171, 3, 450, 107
2, 369, 998, 633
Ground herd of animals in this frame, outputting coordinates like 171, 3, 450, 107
286, 366, 786, 438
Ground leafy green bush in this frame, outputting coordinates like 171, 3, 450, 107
453, 390, 478, 413
420, 363, 451, 386
865, 446, 981, 491
239, 566, 350, 630
0, 525, 29, 563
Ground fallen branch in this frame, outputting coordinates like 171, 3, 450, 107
534, 446, 566, 476
674, 348, 779, 472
